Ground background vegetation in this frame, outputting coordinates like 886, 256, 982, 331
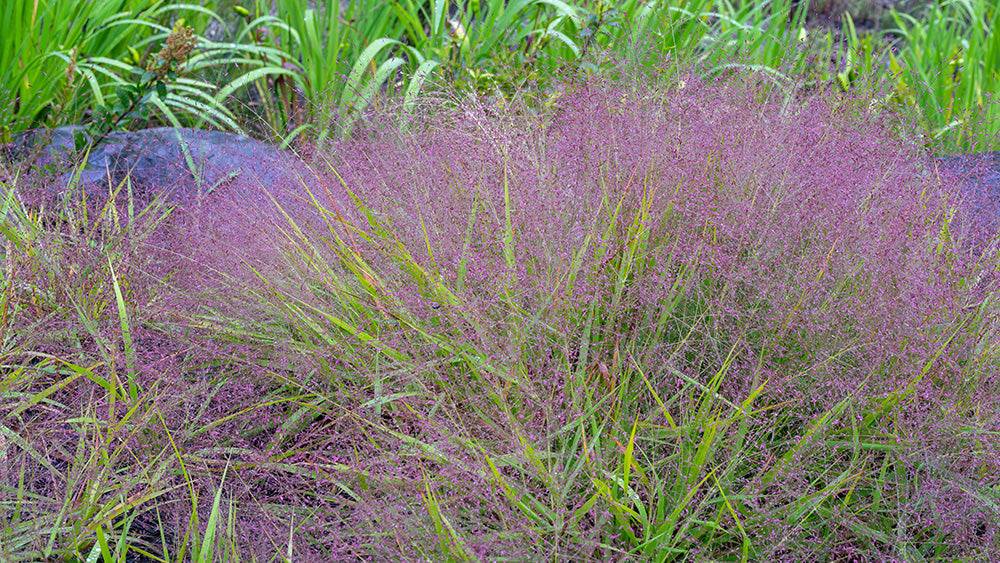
1, 0, 997, 152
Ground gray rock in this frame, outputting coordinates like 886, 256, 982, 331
8, 126, 314, 206
936, 151, 999, 230
936, 151, 999, 196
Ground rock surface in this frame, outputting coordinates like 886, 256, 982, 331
937, 151, 1000, 195
8, 126, 315, 205
936, 151, 1000, 230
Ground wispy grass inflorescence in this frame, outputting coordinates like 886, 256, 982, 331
2, 79, 997, 560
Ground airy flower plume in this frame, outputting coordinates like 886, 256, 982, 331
5, 79, 996, 560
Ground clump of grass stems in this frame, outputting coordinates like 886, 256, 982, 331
1, 79, 997, 560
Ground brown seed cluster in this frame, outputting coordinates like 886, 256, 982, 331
148, 21, 196, 78
64, 47, 78, 87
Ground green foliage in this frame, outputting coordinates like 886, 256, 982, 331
82, 22, 197, 152
0, 0, 153, 140
887, 0, 999, 152
2, 0, 997, 153
234, 0, 584, 143
0, 1, 293, 140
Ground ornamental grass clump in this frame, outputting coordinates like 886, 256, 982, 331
326, 81, 992, 403
2, 79, 997, 560
175, 80, 995, 558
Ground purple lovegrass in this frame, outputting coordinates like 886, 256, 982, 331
4, 78, 996, 560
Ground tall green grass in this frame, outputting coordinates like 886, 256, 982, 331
0, 0, 153, 139
887, 0, 999, 152
603, 0, 814, 82
5, 0, 994, 153
0, 1, 293, 140
237, 0, 584, 143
